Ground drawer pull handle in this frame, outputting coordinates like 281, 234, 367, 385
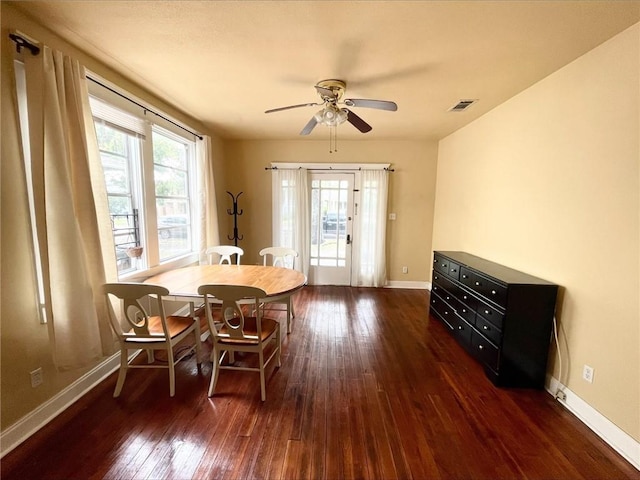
451, 269, 457, 273
446, 296, 450, 300
478, 345, 484, 350
491, 290, 497, 295
458, 326, 463, 330
463, 295, 468, 300
462, 275, 468, 279
462, 309, 466, 313
485, 310, 490, 315
475, 281, 481, 286
445, 311, 449, 315
483, 325, 489, 330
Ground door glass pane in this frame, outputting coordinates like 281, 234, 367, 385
310, 178, 349, 267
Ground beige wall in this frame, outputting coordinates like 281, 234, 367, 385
219, 139, 438, 281
433, 24, 639, 440
0, 4, 219, 429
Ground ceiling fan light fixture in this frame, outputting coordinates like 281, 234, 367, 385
315, 105, 348, 127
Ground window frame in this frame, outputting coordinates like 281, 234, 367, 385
88, 75, 201, 280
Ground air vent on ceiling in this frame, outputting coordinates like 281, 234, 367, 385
448, 99, 477, 112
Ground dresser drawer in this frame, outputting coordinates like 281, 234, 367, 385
471, 331, 500, 371
447, 261, 461, 281
460, 267, 508, 308
433, 255, 450, 276
457, 302, 476, 325
452, 315, 472, 347
430, 293, 456, 330
475, 300, 505, 329
432, 273, 460, 300
474, 315, 502, 346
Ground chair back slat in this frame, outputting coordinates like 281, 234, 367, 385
198, 284, 265, 341
259, 246, 298, 269
102, 283, 170, 339
204, 245, 244, 265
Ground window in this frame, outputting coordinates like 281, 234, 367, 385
95, 121, 143, 274
153, 129, 193, 261
89, 79, 199, 278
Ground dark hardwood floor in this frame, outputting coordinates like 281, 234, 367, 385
2, 286, 637, 480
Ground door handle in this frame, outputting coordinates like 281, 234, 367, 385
346, 234, 352, 245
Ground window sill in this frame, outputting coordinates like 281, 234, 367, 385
118, 252, 200, 282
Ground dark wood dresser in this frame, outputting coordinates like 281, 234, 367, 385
430, 251, 558, 388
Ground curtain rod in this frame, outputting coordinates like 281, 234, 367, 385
87, 77, 203, 140
9, 33, 40, 55
8, 32, 203, 140
265, 166, 395, 172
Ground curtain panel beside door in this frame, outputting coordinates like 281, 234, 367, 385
271, 168, 310, 277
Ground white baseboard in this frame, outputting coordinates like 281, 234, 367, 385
0, 352, 122, 458
546, 375, 640, 471
385, 280, 430, 289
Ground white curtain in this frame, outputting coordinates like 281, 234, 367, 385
271, 168, 310, 276
197, 135, 220, 262
22, 47, 116, 369
356, 169, 389, 287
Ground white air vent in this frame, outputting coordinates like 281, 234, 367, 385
448, 99, 477, 112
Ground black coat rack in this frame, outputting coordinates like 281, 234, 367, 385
226, 191, 243, 246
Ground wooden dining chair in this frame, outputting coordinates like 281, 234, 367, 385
259, 246, 299, 333
197, 284, 281, 401
103, 283, 202, 397
196, 246, 245, 326
204, 245, 244, 265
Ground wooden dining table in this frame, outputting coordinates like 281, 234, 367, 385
144, 264, 307, 332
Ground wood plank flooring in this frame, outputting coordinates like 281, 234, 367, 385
2, 286, 638, 479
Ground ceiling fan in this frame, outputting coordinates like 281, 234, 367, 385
265, 79, 397, 135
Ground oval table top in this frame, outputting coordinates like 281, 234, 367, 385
144, 264, 307, 300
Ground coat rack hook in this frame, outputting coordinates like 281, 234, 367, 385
226, 191, 243, 246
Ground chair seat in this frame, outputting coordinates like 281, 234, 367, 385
123, 315, 195, 343
151, 315, 197, 336
218, 317, 279, 344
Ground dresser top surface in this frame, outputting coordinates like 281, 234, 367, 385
435, 251, 557, 286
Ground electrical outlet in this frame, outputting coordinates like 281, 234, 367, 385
555, 390, 567, 401
402, 266, 408, 274
582, 364, 594, 383
30, 367, 43, 388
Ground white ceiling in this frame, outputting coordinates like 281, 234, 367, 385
9, 1, 640, 141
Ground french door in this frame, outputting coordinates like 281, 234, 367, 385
309, 173, 354, 285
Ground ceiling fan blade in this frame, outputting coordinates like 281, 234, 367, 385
344, 98, 398, 111
300, 116, 318, 135
315, 85, 338, 100
346, 109, 372, 133
265, 102, 320, 114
